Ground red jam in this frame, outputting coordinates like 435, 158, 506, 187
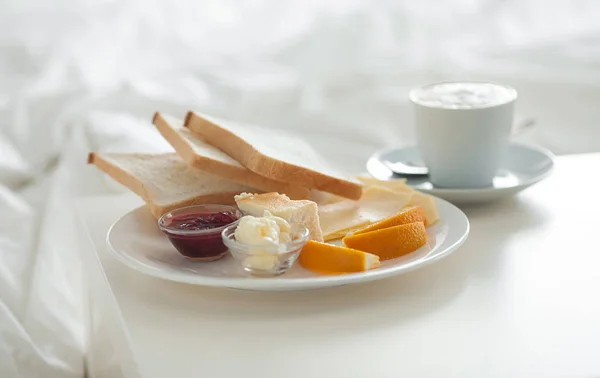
159, 206, 241, 261
168, 211, 238, 231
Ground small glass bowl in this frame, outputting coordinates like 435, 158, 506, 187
158, 204, 242, 261
221, 223, 309, 277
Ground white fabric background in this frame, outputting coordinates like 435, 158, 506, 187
1, 0, 600, 376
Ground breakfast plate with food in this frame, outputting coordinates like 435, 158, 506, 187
94, 111, 470, 291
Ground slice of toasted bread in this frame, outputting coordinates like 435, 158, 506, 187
87, 152, 256, 218
153, 113, 310, 200
184, 111, 363, 200
234, 192, 324, 242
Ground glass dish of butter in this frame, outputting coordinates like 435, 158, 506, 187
221, 211, 309, 277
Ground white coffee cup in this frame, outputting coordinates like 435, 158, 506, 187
410, 81, 517, 188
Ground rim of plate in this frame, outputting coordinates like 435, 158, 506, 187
371, 142, 555, 194
106, 197, 470, 289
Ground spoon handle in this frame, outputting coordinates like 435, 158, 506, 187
512, 117, 536, 136
383, 161, 429, 176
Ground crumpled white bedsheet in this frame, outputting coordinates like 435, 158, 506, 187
2, 0, 600, 376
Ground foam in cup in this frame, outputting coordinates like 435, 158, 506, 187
410, 82, 517, 110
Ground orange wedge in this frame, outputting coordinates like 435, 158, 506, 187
343, 221, 427, 261
350, 206, 427, 237
299, 240, 380, 274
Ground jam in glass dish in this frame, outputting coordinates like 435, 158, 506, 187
158, 204, 242, 261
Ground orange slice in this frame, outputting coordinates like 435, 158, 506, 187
343, 221, 427, 261
350, 206, 427, 237
299, 240, 380, 274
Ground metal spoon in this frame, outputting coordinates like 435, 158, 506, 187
383, 118, 536, 177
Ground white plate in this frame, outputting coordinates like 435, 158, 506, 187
106, 198, 469, 291
367, 143, 554, 205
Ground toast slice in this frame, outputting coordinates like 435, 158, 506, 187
87, 152, 256, 218
153, 113, 310, 200
234, 192, 324, 242
184, 111, 363, 200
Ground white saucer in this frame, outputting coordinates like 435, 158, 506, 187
106, 197, 469, 292
367, 143, 555, 205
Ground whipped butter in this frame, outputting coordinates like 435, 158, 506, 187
234, 211, 292, 270
234, 211, 292, 247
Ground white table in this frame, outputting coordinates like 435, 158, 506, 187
77, 153, 600, 378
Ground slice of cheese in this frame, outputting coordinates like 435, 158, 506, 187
309, 190, 347, 206
355, 175, 413, 193
357, 176, 439, 225
408, 191, 439, 226
318, 174, 440, 240
319, 200, 370, 240
318, 186, 413, 240
357, 186, 413, 222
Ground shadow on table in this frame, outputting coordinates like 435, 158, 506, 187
458, 194, 552, 282
125, 195, 549, 339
